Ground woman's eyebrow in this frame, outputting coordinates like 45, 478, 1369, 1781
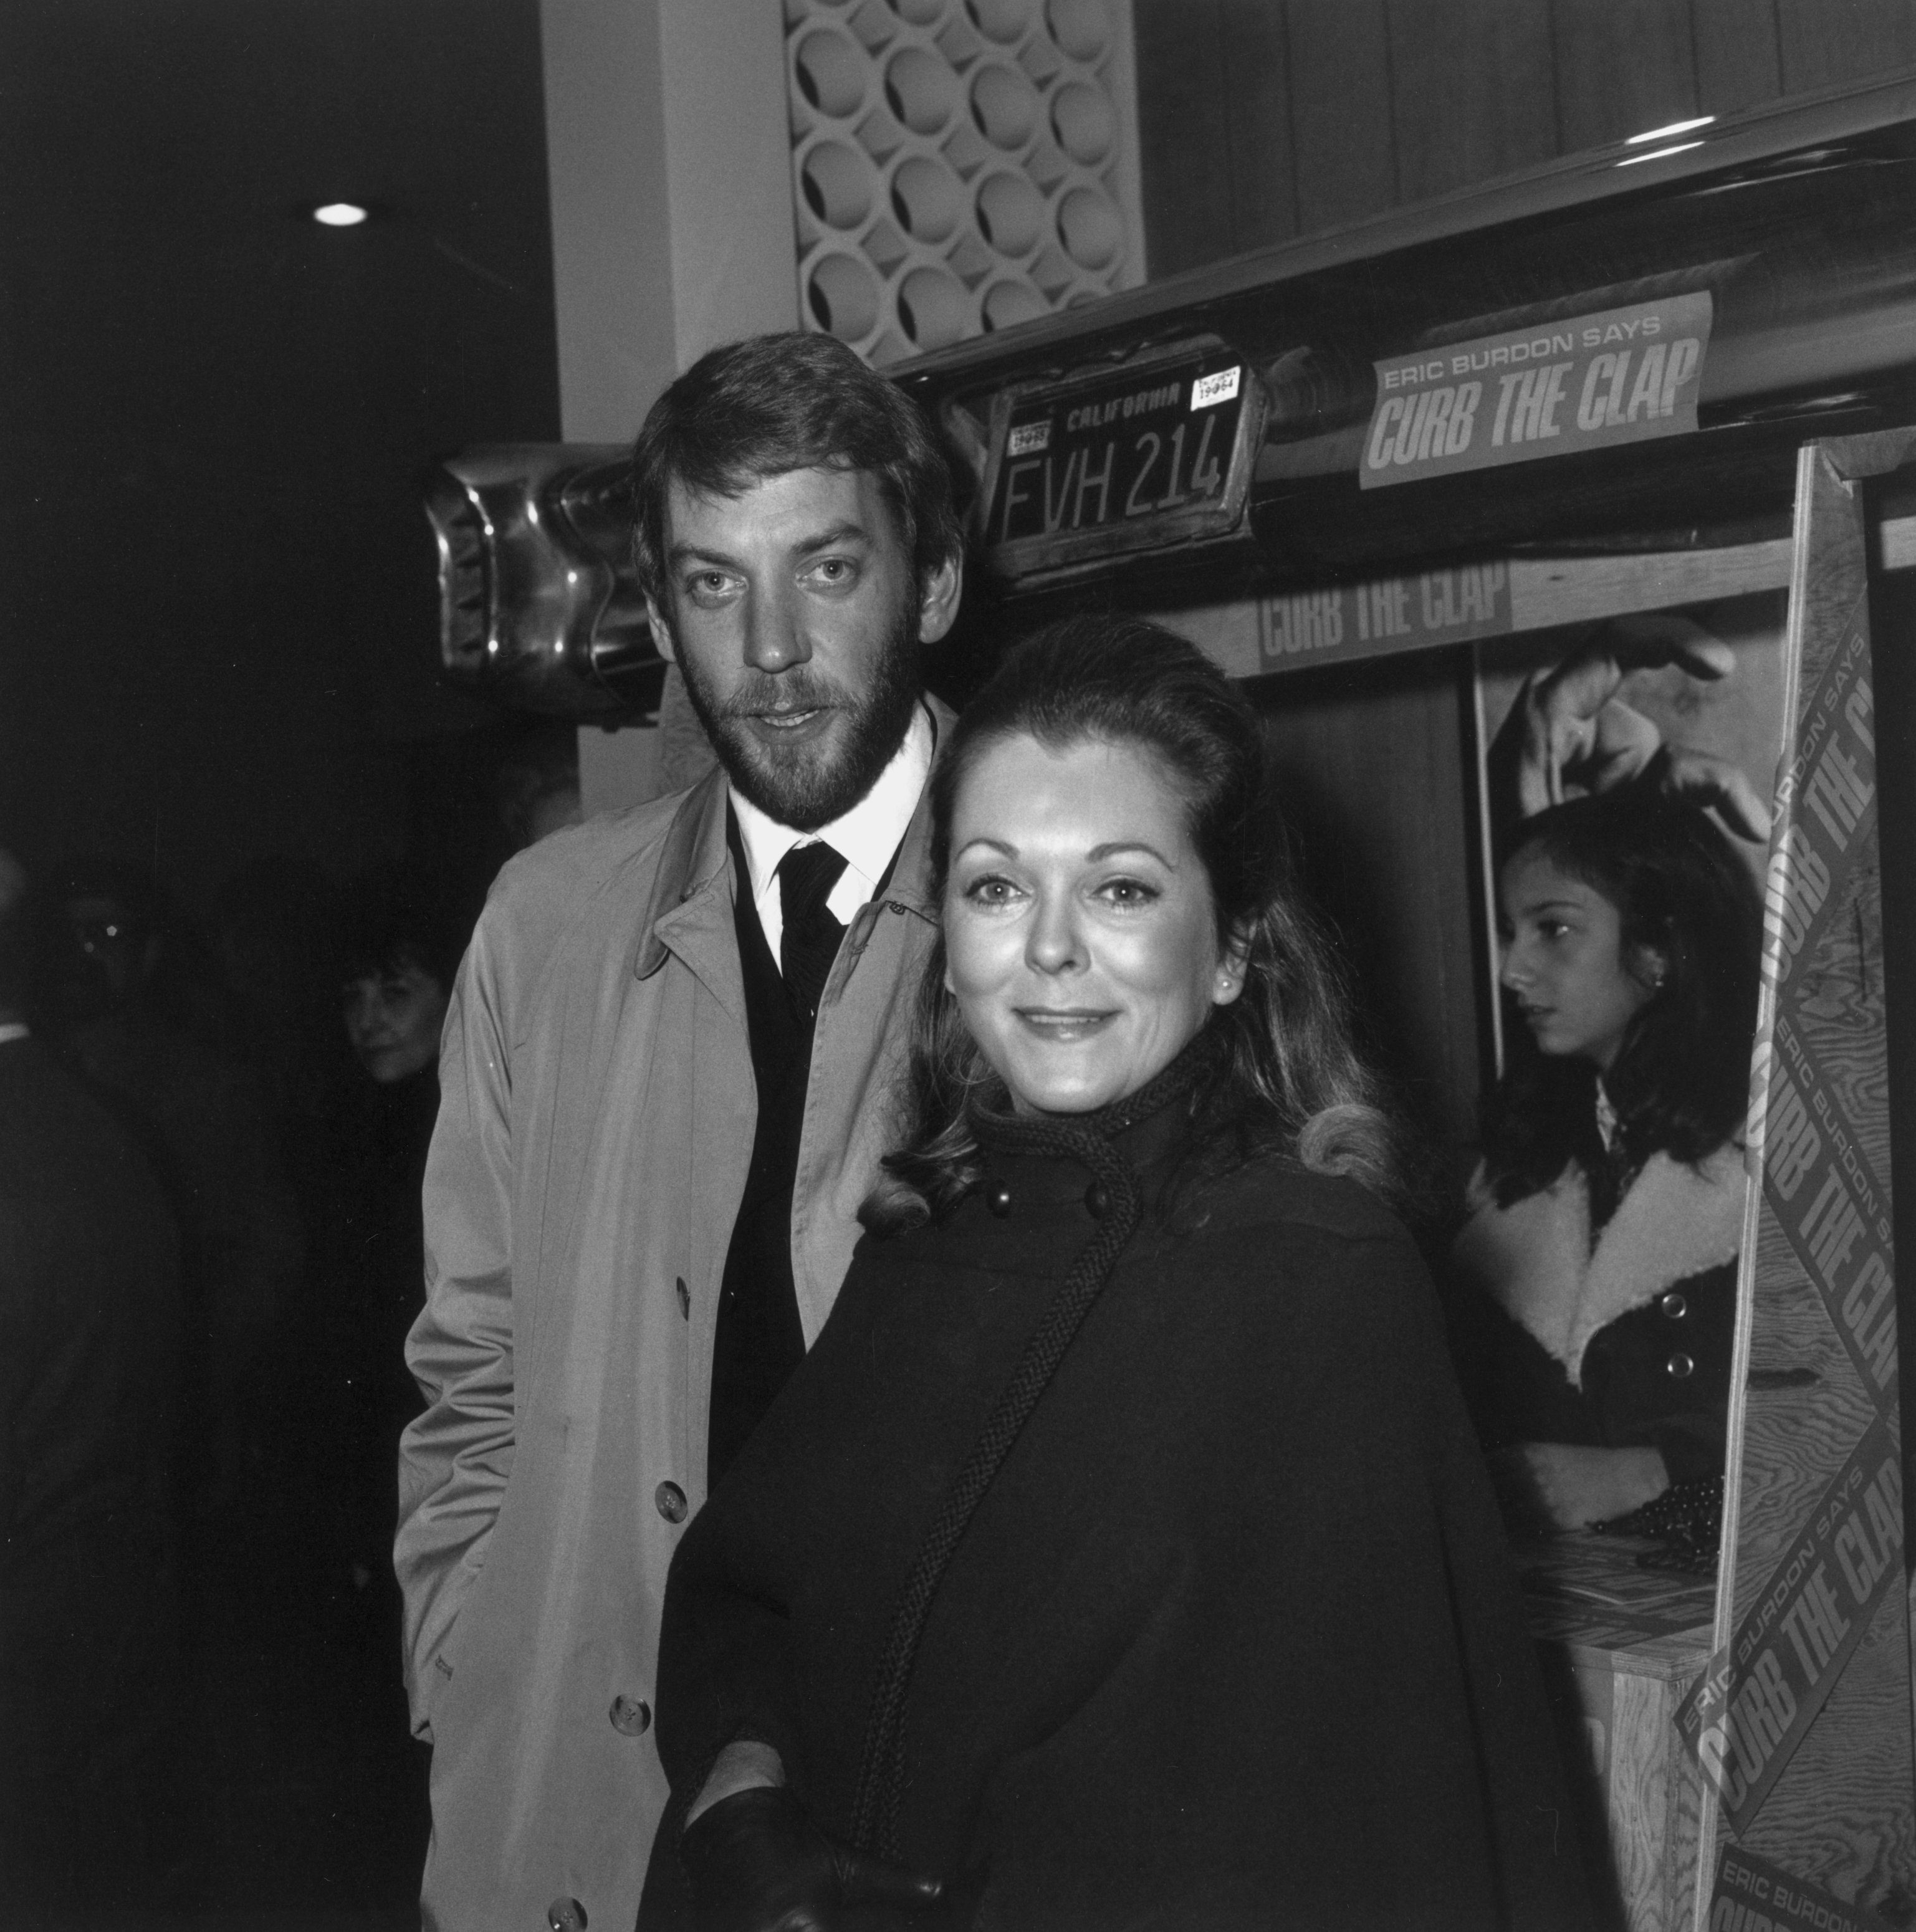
954, 836, 1017, 859
1087, 841, 1173, 865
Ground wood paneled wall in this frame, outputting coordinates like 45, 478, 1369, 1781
1250, 654, 1487, 1157
1134, 0, 1916, 277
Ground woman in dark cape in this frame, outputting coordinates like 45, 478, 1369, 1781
643, 619, 1593, 1932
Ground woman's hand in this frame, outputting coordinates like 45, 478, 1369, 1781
1490, 1442, 1670, 1533
680, 1782, 946, 1932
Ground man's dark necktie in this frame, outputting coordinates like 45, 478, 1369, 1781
777, 841, 849, 1020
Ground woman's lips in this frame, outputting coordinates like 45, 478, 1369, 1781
1014, 1008, 1117, 1042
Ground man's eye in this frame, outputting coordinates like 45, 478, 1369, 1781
807, 556, 857, 587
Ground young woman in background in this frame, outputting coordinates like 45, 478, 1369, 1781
1449, 790, 1763, 1535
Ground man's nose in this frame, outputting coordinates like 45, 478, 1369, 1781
743, 585, 812, 675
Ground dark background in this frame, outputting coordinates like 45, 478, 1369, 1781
0, 0, 562, 917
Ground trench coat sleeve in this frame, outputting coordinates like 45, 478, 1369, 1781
395, 910, 519, 1738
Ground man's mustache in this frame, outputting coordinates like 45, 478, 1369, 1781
709, 670, 848, 722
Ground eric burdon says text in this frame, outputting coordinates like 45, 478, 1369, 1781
1369, 314, 1702, 472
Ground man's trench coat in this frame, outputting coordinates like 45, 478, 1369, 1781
395, 740, 943, 1932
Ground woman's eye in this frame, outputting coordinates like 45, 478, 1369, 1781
962, 875, 1020, 906
1095, 877, 1159, 908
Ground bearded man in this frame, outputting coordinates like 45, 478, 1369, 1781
396, 332, 964, 1932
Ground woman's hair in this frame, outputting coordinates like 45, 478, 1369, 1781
1480, 788, 1764, 1203
338, 861, 474, 993
863, 614, 1418, 1232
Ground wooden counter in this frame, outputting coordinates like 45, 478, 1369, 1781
1519, 1534, 1715, 1932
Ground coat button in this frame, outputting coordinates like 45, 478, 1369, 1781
1666, 1352, 1695, 1379
676, 1276, 691, 1319
986, 1182, 1012, 1218
1084, 1180, 1111, 1219
609, 1694, 652, 1736
655, 1481, 688, 1524
1659, 1291, 1687, 1319
547, 1898, 587, 1931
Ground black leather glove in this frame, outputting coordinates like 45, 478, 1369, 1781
679, 1786, 945, 1932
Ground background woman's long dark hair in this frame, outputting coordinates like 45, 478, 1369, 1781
1481, 790, 1764, 1206
863, 615, 1424, 1232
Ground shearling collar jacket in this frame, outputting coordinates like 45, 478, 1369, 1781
1455, 1145, 1745, 1385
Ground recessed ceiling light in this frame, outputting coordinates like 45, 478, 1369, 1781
312, 202, 369, 227
1625, 116, 1715, 146
1616, 140, 1706, 168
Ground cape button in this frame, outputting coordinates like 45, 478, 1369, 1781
986, 1182, 1013, 1218
1084, 1180, 1111, 1220
1666, 1352, 1695, 1380
548, 1898, 587, 1931
655, 1481, 688, 1524
610, 1694, 652, 1736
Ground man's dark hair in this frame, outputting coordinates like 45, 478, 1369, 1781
630, 331, 961, 607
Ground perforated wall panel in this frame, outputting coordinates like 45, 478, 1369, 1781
785, 0, 1142, 365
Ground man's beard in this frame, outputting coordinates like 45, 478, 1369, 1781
673, 601, 922, 833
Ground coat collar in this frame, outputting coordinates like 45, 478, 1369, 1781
1458, 1145, 1746, 1383
630, 694, 953, 982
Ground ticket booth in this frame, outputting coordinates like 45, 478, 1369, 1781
431, 70, 1916, 1932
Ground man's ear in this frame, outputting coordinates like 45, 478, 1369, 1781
916, 552, 964, 645
644, 593, 679, 666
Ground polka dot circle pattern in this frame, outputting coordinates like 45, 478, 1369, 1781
785, 0, 1139, 364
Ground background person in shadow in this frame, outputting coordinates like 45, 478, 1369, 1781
0, 849, 188, 1926
37, 853, 302, 1562
315, 861, 469, 1638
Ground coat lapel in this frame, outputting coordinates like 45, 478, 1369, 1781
1460, 1145, 1746, 1384
634, 767, 745, 1027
